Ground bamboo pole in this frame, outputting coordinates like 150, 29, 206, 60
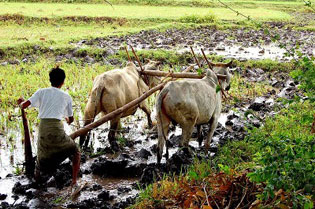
70, 82, 166, 139
190, 47, 201, 69
21, 108, 35, 177
140, 70, 227, 79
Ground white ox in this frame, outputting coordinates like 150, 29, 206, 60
155, 61, 232, 163
80, 61, 161, 147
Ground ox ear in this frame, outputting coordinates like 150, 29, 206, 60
144, 58, 151, 64
154, 60, 162, 66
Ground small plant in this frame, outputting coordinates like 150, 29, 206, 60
179, 12, 217, 24
14, 165, 23, 175
117, 135, 127, 146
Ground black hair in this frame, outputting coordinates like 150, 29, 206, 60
49, 67, 66, 87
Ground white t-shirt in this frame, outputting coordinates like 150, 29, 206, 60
28, 87, 73, 120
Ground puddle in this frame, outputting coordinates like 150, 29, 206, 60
177, 43, 289, 61
0, 132, 27, 178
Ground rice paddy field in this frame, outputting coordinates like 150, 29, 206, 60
0, 0, 314, 208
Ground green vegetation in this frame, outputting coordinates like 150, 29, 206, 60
134, 101, 315, 208
290, 56, 315, 101
0, 2, 292, 20
0, 0, 307, 8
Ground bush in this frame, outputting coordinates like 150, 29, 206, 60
290, 56, 315, 101
247, 101, 315, 208
179, 12, 217, 24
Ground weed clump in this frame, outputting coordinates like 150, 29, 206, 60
179, 12, 217, 24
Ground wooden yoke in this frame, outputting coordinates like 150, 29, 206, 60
140, 70, 227, 79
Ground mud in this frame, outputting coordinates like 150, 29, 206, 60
1, 26, 314, 65
0, 61, 306, 208
74, 26, 314, 61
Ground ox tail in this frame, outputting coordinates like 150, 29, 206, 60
156, 88, 169, 164
80, 84, 104, 147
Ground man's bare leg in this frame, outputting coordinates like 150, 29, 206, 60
72, 151, 80, 185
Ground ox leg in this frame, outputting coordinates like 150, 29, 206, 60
157, 114, 170, 164
140, 102, 153, 128
108, 118, 120, 144
197, 125, 203, 147
180, 124, 195, 148
205, 116, 218, 150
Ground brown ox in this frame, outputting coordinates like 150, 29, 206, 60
80, 61, 161, 147
155, 61, 232, 163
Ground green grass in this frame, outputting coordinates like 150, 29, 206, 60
0, 2, 292, 21
0, 0, 307, 8
0, 20, 167, 47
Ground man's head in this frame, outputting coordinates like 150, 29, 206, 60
49, 67, 66, 88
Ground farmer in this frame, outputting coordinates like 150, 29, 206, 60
18, 67, 80, 187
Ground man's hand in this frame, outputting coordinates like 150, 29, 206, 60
17, 97, 25, 105
66, 116, 74, 125
17, 97, 31, 109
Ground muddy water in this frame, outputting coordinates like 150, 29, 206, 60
0, 132, 25, 178
177, 43, 289, 61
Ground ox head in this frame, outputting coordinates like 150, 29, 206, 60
210, 60, 233, 91
143, 59, 162, 88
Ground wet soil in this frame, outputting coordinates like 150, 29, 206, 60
1, 25, 314, 65
0, 60, 306, 208
74, 26, 314, 61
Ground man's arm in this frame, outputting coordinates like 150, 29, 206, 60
17, 98, 31, 109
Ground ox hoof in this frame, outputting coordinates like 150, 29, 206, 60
109, 141, 120, 152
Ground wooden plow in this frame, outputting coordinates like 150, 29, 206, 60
20, 107, 35, 177
70, 47, 228, 140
